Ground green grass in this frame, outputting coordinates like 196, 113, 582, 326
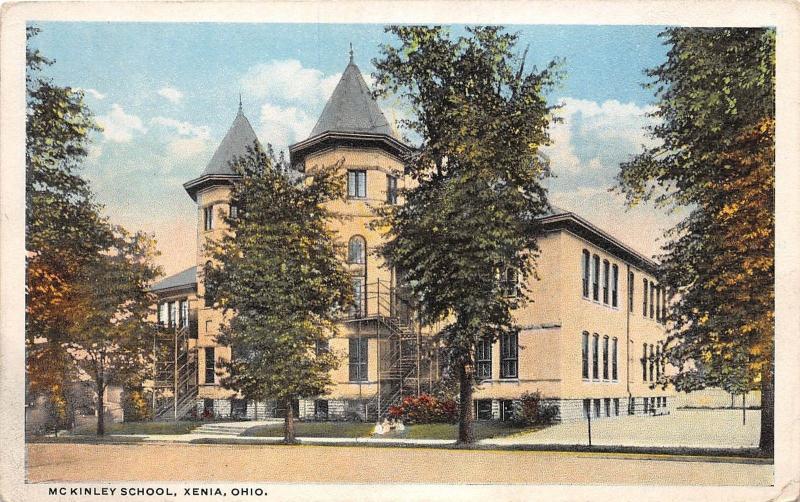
72, 420, 204, 436
243, 420, 543, 440
244, 421, 376, 438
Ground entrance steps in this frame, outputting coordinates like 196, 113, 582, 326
191, 420, 283, 436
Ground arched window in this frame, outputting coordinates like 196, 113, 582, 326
348, 235, 366, 264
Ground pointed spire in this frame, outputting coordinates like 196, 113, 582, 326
238, 92, 243, 113
349, 42, 354, 64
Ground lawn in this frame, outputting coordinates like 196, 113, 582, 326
243, 420, 545, 440
72, 420, 204, 435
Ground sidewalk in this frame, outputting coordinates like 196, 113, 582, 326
111, 432, 455, 446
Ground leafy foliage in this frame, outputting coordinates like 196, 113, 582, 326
372, 26, 560, 443
615, 28, 774, 452
510, 391, 559, 426
207, 145, 353, 443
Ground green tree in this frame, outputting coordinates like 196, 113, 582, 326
372, 26, 560, 444
208, 146, 353, 444
616, 28, 775, 454
25, 26, 113, 419
63, 228, 161, 435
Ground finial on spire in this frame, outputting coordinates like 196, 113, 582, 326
349, 42, 354, 63
238, 92, 243, 113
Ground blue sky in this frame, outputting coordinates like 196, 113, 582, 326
31, 23, 680, 275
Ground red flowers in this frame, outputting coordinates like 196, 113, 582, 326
387, 393, 458, 424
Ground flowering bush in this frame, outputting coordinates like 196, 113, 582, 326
387, 393, 458, 424
511, 391, 559, 425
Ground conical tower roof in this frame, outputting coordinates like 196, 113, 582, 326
289, 54, 408, 169
309, 59, 396, 138
184, 105, 260, 201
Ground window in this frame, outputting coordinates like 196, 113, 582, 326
592, 334, 599, 380
476, 337, 492, 381
611, 264, 619, 308
169, 301, 178, 328
656, 286, 661, 321
500, 332, 518, 378
203, 261, 215, 307
612, 337, 618, 381
642, 343, 647, 382
351, 276, 365, 317
475, 399, 493, 420
656, 344, 662, 380
642, 278, 648, 316
229, 204, 238, 220
662, 289, 667, 324
203, 205, 214, 231
347, 235, 366, 264
583, 399, 591, 419
158, 302, 168, 327
649, 344, 655, 382
592, 255, 600, 301
650, 283, 655, 319
348, 337, 368, 381
581, 332, 589, 379
500, 400, 515, 421
628, 272, 635, 310
582, 250, 590, 298
204, 347, 215, 384
315, 338, 330, 355
500, 267, 518, 298
602, 260, 610, 304
386, 175, 398, 204
314, 400, 329, 420
347, 170, 366, 198
593, 398, 601, 418
613, 398, 620, 416
602, 336, 609, 380
604, 398, 611, 418
180, 299, 189, 328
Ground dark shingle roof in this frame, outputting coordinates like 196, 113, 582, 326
308, 60, 396, 139
150, 266, 197, 293
202, 108, 261, 176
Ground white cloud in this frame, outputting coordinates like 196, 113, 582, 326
150, 116, 212, 162
157, 86, 184, 104
78, 88, 106, 100
151, 117, 211, 139
257, 102, 316, 153
96, 104, 147, 143
241, 60, 338, 104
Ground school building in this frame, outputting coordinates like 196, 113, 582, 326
149, 54, 673, 422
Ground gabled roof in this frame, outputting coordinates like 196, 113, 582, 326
184, 106, 259, 200
310, 59, 396, 138
150, 266, 197, 294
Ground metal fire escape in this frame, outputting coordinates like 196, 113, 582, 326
350, 279, 430, 420
152, 322, 198, 421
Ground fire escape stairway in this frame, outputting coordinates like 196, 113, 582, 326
153, 325, 198, 421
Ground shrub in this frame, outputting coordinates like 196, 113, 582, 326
121, 388, 152, 422
387, 393, 458, 424
512, 391, 559, 426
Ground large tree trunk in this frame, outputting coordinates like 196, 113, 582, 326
457, 361, 475, 445
284, 398, 296, 444
759, 357, 774, 456
96, 380, 105, 436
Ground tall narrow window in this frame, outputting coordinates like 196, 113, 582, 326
611, 264, 619, 308
229, 203, 238, 220
203, 205, 214, 231
642, 343, 647, 382
180, 299, 189, 328
628, 272, 635, 310
347, 170, 367, 198
581, 332, 589, 379
476, 338, 492, 381
158, 302, 168, 327
592, 255, 600, 301
649, 344, 655, 382
500, 332, 518, 378
662, 289, 668, 324
650, 283, 655, 318
582, 250, 590, 298
386, 175, 398, 204
592, 334, 599, 380
204, 347, 215, 384
602, 260, 610, 304
642, 278, 648, 316
348, 337, 368, 381
351, 276, 365, 317
612, 337, 618, 381
656, 287, 661, 321
602, 335, 609, 380
500, 267, 518, 298
169, 301, 178, 328
347, 235, 366, 264
203, 261, 215, 307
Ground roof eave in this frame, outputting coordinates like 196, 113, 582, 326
289, 131, 410, 169
183, 174, 241, 201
